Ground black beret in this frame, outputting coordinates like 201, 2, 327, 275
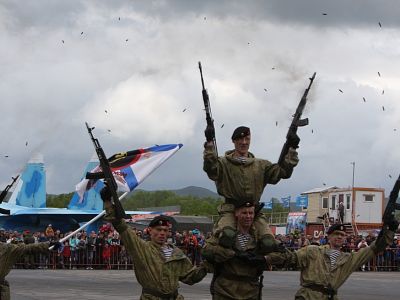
234, 199, 255, 209
231, 126, 250, 140
148, 215, 172, 228
326, 224, 346, 235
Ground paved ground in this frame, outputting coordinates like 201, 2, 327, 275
7, 270, 400, 299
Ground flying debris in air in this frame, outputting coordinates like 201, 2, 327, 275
389, 174, 392, 178
272, 67, 275, 70
4, 155, 9, 158
204, 16, 206, 20
247, 42, 250, 45
323, 183, 326, 186
378, 72, 381, 77
221, 124, 224, 128
81, 32, 84, 35
25, 141, 28, 146
275, 121, 278, 127
107, 129, 111, 133
338, 89, 343, 93
126, 39, 129, 42
182, 108, 187, 112
311, 129, 314, 134
61, 40, 65, 44
379, 22, 382, 28
394, 128, 397, 131
264, 88, 267, 92
382, 90, 384, 95
118, 17, 121, 21
322, 13, 327, 16
363, 97, 366, 102
382, 106, 385, 111
105, 110, 108, 113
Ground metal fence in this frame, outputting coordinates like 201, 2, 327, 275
12, 245, 400, 272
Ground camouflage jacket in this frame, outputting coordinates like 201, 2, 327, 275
112, 219, 207, 300
203, 226, 264, 299
0, 242, 49, 280
268, 230, 395, 300
203, 146, 296, 204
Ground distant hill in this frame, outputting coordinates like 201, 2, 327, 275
132, 186, 219, 199
170, 186, 220, 199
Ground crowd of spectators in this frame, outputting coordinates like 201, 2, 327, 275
1, 225, 399, 271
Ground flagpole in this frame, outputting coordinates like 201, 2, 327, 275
50, 191, 129, 250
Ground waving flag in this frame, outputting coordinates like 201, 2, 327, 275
74, 144, 182, 204
264, 198, 273, 209
279, 196, 291, 208
296, 195, 308, 208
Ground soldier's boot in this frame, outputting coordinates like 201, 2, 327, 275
257, 234, 276, 254
218, 227, 237, 248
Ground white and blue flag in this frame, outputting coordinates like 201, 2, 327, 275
73, 144, 182, 207
296, 195, 308, 208
280, 196, 291, 208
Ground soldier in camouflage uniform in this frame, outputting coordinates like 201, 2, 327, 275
203, 126, 298, 252
0, 240, 51, 300
202, 200, 269, 300
266, 221, 398, 300
101, 187, 208, 300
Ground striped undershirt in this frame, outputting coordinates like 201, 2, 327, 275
237, 232, 251, 250
161, 245, 174, 260
233, 156, 247, 164
328, 249, 341, 269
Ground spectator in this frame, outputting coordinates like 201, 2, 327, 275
86, 231, 97, 270
102, 242, 111, 270
45, 224, 54, 238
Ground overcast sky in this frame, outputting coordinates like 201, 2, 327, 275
1, 0, 399, 203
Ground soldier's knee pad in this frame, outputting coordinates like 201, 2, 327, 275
218, 227, 236, 248
258, 234, 276, 253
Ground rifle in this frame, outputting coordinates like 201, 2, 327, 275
85, 122, 126, 219
277, 72, 316, 166
378, 174, 400, 237
198, 61, 218, 156
0, 175, 19, 215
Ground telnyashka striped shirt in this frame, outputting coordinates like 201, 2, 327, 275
233, 156, 247, 164
161, 245, 174, 260
237, 232, 251, 250
328, 249, 341, 269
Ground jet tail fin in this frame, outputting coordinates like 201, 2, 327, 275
8, 153, 46, 208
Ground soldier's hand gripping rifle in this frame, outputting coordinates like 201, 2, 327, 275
277, 72, 316, 166
85, 122, 126, 219
0, 175, 19, 215
378, 174, 400, 237
199, 61, 218, 156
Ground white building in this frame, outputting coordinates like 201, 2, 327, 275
301, 186, 384, 234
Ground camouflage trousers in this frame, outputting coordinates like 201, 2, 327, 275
213, 203, 273, 238
0, 281, 10, 300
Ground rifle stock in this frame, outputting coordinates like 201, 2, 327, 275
199, 61, 218, 156
278, 72, 316, 166
85, 122, 126, 219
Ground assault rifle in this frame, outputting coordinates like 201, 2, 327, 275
198, 61, 218, 156
277, 72, 316, 166
0, 175, 19, 215
378, 174, 400, 237
85, 122, 126, 219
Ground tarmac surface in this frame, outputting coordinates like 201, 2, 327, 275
8, 269, 400, 300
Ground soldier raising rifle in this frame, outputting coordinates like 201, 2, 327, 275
200, 64, 315, 254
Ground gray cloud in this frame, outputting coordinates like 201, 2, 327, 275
0, 0, 399, 201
